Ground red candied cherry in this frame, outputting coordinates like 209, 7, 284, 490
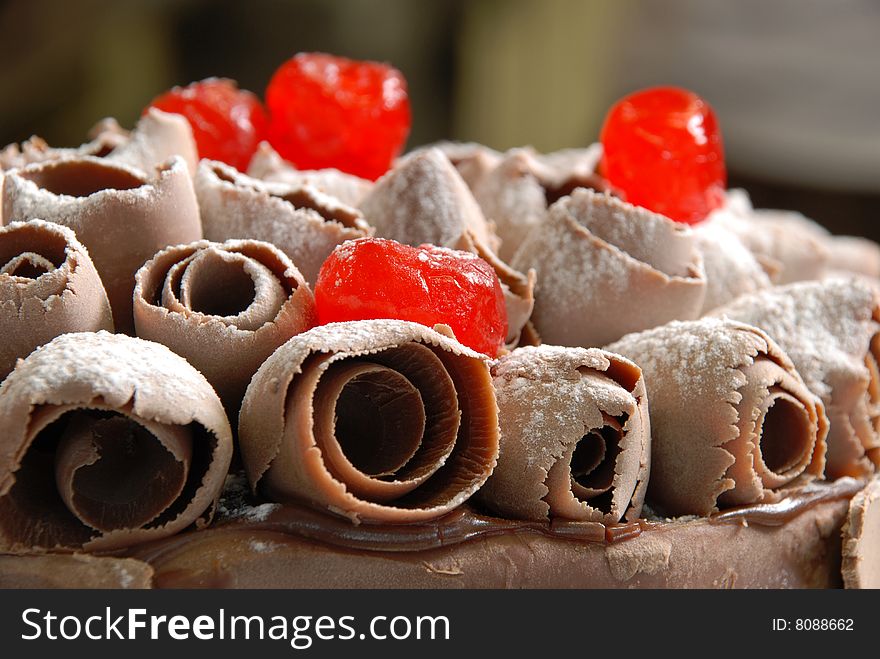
315, 238, 507, 357
600, 86, 726, 224
147, 78, 268, 171
265, 52, 411, 180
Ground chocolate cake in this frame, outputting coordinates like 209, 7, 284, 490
0, 58, 878, 589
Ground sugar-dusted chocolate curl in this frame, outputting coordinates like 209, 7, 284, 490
0, 332, 233, 552
480, 346, 649, 523
710, 192, 830, 284
196, 160, 372, 285
473, 145, 606, 261
692, 219, 771, 314
0, 109, 197, 176
0, 220, 113, 380
608, 318, 827, 517
842, 476, 880, 589
2, 155, 201, 333
407, 141, 502, 191
356, 148, 535, 347
826, 235, 880, 279
239, 319, 499, 523
247, 142, 373, 207
514, 189, 706, 348
713, 277, 880, 479
360, 148, 500, 253
134, 239, 317, 416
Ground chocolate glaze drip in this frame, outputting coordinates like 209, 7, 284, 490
125, 477, 864, 562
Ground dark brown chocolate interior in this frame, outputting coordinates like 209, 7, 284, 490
22, 159, 145, 197
329, 368, 426, 477
0, 224, 67, 275
543, 173, 613, 206
183, 255, 257, 317
272, 188, 362, 228
759, 389, 813, 476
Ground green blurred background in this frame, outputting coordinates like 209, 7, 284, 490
2, 0, 879, 237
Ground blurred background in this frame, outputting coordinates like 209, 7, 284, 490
1, 0, 878, 237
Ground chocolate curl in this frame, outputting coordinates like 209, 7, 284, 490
842, 477, 880, 589
0, 554, 153, 588
607, 318, 827, 517
826, 236, 880, 279
195, 160, 372, 285
514, 189, 707, 348
473, 145, 606, 262
692, 219, 772, 314
713, 277, 880, 479
359, 147, 500, 253
0, 220, 113, 380
133, 239, 317, 417
0, 109, 197, 175
710, 195, 830, 284
239, 319, 499, 523
2, 155, 202, 333
479, 346, 649, 523
0, 332, 233, 552
247, 142, 373, 207
356, 148, 535, 347
406, 141, 502, 191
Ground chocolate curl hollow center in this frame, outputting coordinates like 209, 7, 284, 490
758, 389, 815, 478
1, 252, 57, 278
570, 415, 623, 500
53, 411, 193, 533
160, 248, 288, 329
315, 362, 426, 483
19, 159, 145, 197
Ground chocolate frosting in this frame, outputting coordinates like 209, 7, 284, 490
238, 319, 499, 523
480, 346, 650, 523
196, 159, 372, 285
2, 156, 202, 333
514, 189, 707, 348
0, 220, 113, 381
713, 277, 880, 478
0, 332, 233, 552
608, 318, 827, 516
133, 238, 317, 417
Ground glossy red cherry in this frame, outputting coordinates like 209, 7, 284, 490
265, 52, 412, 181
600, 86, 726, 224
315, 238, 507, 357
147, 78, 268, 171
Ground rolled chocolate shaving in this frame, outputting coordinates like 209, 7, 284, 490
514, 189, 707, 348
0, 109, 197, 176
355, 148, 534, 347
360, 148, 500, 252
247, 142, 374, 207
134, 239, 316, 417
607, 318, 827, 517
479, 345, 650, 523
825, 235, 880, 279
692, 219, 771, 314
195, 159, 372, 285
710, 195, 830, 284
406, 141, 503, 191
842, 476, 880, 589
0, 331, 233, 551
2, 155, 202, 333
712, 277, 880, 478
239, 319, 499, 523
0, 219, 113, 381
473, 145, 605, 261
